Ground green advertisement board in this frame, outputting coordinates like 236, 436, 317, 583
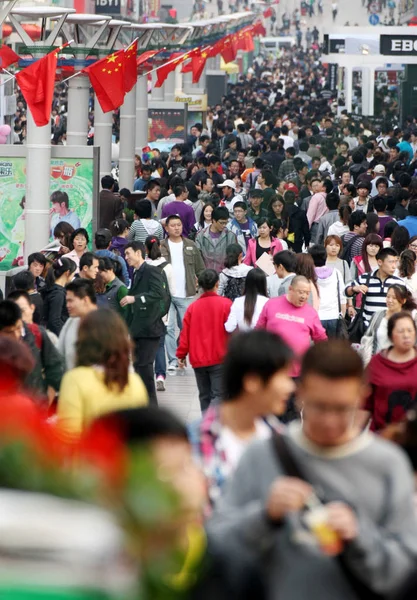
0, 153, 96, 271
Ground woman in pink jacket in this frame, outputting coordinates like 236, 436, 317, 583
243, 218, 283, 266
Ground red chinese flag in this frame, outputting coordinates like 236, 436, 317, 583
84, 50, 125, 113
124, 39, 138, 93
15, 48, 58, 127
253, 21, 266, 36
192, 49, 209, 84
243, 31, 255, 52
155, 49, 201, 88
208, 39, 222, 58
155, 52, 183, 88
263, 7, 273, 17
0, 45, 19, 70
221, 35, 238, 63
137, 49, 161, 68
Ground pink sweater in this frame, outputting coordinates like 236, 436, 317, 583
256, 295, 327, 376
307, 192, 328, 227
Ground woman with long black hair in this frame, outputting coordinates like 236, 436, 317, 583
43, 257, 76, 336
225, 268, 269, 332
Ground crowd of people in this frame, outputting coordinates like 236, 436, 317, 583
4, 14, 417, 599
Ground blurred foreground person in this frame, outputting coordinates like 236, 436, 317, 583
208, 341, 417, 600
89, 406, 235, 600
189, 330, 294, 508
0, 334, 36, 410
0, 299, 63, 399
58, 309, 148, 439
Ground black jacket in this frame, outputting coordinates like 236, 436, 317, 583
125, 263, 166, 339
43, 284, 69, 336
24, 324, 64, 394
286, 204, 311, 253
260, 150, 284, 176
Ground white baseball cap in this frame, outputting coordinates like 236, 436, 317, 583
374, 164, 386, 174
218, 179, 236, 190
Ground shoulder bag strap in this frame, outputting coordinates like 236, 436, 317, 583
356, 270, 372, 318
271, 434, 386, 600
336, 277, 342, 316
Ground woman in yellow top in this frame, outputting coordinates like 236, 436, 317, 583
58, 309, 148, 439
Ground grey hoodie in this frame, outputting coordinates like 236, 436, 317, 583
208, 425, 417, 600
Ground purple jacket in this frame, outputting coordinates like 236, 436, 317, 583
109, 236, 132, 279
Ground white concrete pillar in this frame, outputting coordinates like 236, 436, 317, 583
368, 66, 375, 117
361, 67, 370, 118
151, 71, 164, 100
119, 85, 137, 189
94, 96, 113, 183
164, 70, 175, 101
135, 77, 148, 154
344, 66, 353, 114
24, 111, 51, 259
175, 65, 182, 93
66, 69, 90, 146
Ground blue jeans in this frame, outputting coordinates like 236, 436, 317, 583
155, 333, 166, 378
321, 319, 340, 339
166, 296, 194, 366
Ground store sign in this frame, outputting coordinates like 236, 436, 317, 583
174, 93, 208, 111
95, 0, 120, 14
380, 35, 417, 55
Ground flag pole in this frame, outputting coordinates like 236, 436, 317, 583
61, 39, 138, 86
2, 68, 15, 79
0, 75, 15, 86
138, 48, 199, 79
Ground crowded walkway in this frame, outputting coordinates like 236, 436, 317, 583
2, 0, 417, 598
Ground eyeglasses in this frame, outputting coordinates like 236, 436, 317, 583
303, 402, 357, 418
410, 244, 417, 250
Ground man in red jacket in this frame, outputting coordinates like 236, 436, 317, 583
177, 269, 232, 412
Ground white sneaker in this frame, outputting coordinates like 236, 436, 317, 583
156, 376, 165, 391
167, 364, 177, 374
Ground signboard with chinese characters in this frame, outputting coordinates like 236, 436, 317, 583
0, 147, 98, 271
174, 93, 208, 111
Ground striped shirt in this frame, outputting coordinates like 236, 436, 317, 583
128, 220, 164, 243
346, 270, 404, 325
342, 232, 365, 262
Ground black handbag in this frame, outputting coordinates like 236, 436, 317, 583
271, 434, 387, 600
347, 271, 372, 344
336, 278, 349, 340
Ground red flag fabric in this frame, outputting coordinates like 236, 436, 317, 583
221, 35, 238, 63
253, 21, 267, 36
263, 7, 273, 17
124, 39, 138, 93
155, 48, 201, 88
0, 45, 19, 70
137, 49, 161, 68
84, 49, 125, 113
155, 52, 183, 88
192, 49, 209, 83
236, 28, 254, 52
15, 48, 58, 127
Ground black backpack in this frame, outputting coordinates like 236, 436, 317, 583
154, 261, 172, 315
340, 234, 358, 266
223, 275, 246, 301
